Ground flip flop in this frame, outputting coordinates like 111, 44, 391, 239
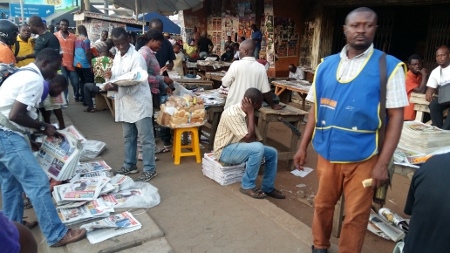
155, 146, 170, 154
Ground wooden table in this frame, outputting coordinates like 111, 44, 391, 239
198, 89, 226, 151
205, 72, 226, 89
172, 79, 214, 90
255, 104, 307, 169
272, 80, 312, 109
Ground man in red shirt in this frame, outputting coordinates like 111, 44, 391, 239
54, 19, 80, 102
404, 54, 428, 121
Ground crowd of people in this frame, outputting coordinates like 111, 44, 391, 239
0, 5, 449, 253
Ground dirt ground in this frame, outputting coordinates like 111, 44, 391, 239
263, 117, 411, 253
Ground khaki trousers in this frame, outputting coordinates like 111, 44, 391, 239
312, 155, 376, 253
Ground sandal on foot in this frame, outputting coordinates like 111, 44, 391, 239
264, 188, 286, 199
239, 187, 266, 199
23, 197, 33, 209
155, 146, 170, 154
83, 107, 95, 113
22, 220, 38, 229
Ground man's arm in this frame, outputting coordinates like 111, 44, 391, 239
425, 87, 436, 102
9, 101, 60, 136
412, 68, 428, 93
240, 97, 256, 143
293, 105, 315, 169
263, 92, 282, 110
371, 107, 404, 189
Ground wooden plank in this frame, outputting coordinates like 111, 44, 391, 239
95, 93, 108, 111
414, 104, 430, 113
332, 195, 345, 238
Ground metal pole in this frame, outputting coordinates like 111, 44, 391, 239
103, 0, 108, 15
19, 0, 25, 25
84, 0, 90, 11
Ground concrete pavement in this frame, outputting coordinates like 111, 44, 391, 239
25, 100, 337, 253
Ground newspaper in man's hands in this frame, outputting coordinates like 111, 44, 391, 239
81, 211, 142, 244
37, 129, 82, 181
107, 69, 148, 86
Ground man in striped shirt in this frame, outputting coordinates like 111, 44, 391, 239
214, 88, 285, 200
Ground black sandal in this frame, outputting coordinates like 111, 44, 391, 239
264, 188, 286, 199
239, 187, 267, 199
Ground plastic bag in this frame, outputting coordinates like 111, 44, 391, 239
172, 81, 195, 97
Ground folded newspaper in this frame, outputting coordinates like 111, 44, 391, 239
81, 211, 142, 244
108, 69, 148, 86
53, 176, 111, 202
64, 125, 106, 160
37, 129, 82, 181
57, 198, 113, 225
367, 210, 405, 242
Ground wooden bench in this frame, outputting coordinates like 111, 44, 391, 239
255, 104, 307, 169
410, 92, 447, 123
98, 93, 115, 119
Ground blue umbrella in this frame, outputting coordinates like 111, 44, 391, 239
138, 12, 180, 34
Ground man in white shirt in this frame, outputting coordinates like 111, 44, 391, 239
104, 27, 157, 182
0, 48, 86, 247
221, 39, 282, 110
287, 64, 305, 81
425, 45, 450, 129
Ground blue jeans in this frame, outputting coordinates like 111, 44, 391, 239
219, 142, 277, 192
122, 117, 156, 173
61, 67, 80, 100
0, 130, 67, 246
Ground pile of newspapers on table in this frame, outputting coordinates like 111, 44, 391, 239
37, 126, 160, 244
202, 153, 245, 186
367, 208, 409, 242
394, 121, 450, 168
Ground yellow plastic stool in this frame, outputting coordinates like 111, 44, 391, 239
172, 127, 201, 165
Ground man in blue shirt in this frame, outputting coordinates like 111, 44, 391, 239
251, 24, 262, 59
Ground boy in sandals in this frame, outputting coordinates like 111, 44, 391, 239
213, 88, 285, 199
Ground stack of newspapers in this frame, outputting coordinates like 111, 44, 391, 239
202, 153, 245, 186
37, 129, 83, 181
399, 121, 450, 154
64, 125, 107, 161
81, 211, 142, 244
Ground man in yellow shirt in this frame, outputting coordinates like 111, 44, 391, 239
183, 39, 197, 58
12, 25, 35, 67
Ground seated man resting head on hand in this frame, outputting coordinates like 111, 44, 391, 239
213, 87, 285, 199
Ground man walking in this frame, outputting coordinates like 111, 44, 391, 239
293, 7, 407, 253
54, 18, 80, 102
251, 24, 262, 59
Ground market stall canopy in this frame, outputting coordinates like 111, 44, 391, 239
46, 5, 102, 27
112, 0, 204, 15
138, 12, 180, 34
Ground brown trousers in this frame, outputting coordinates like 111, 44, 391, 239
312, 155, 376, 253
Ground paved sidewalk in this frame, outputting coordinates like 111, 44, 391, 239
20, 102, 337, 253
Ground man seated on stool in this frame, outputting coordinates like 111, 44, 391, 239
287, 64, 305, 81
426, 45, 450, 129
213, 88, 285, 200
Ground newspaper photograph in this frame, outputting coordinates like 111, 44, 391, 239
62, 177, 110, 201
57, 198, 113, 224
75, 160, 112, 175
37, 130, 82, 181
81, 211, 142, 244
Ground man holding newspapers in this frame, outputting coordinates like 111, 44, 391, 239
103, 27, 158, 182
0, 48, 86, 247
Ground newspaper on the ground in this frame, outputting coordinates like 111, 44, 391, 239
100, 181, 160, 208
37, 129, 82, 181
63, 125, 87, 142
108, 69, 148, 86
80, 140, 107, 160
367, 211, 405, 242
75, 160, 112, 175
60, 176, 110, 201
379, 208, 409, 233
81, 211, 142, 244
57, 198, 114, 224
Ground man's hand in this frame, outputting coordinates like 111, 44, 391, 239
241, 97, 255, 115
371, 162, 389, 190
293, 148, 307, 170
43, 123, 63, 138
160, 66, 168, 75
425, 88, 435, 102
167, 62, 174, 71
420, 68, 428, 76
271, 104, 283, 110
16, 56, 25, 62
104, 70, 112, 80
163, 76, 173, 85
30, 140, 41, 151
165, 87, 173, 95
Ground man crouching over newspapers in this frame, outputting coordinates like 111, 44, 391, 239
0, 48, 87, 247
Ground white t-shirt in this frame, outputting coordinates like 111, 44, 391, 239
289, 67, 305, 80
426, 65, 450, 88
0, 63, 43, 133
221, 57, 271, 109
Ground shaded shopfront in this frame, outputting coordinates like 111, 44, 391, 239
302, 0, 450, 71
